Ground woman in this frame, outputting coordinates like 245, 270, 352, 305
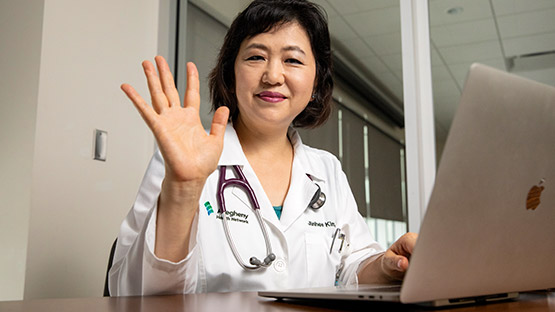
109, 0, 416, 296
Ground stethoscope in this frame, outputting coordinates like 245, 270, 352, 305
216, 165, 326, 271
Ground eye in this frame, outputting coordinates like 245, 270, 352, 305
285, 58, 303, 65
246, 55, 265, 61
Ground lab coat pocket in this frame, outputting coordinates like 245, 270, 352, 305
305, 232, 339, 287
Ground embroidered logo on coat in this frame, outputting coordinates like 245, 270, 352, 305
204, 201, 214, 215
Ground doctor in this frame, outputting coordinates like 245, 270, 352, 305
109, 0, 416, 296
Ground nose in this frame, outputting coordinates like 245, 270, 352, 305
262, 60, 284, 86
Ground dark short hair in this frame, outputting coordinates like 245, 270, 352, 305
208, 0, 333, 128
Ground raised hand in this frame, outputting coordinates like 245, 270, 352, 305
121, 56, 229, 261
121, 56, 229, 184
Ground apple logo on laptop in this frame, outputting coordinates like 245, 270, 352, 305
526, 179, 545, 210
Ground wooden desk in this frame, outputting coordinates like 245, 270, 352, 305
1, 291, 554, 312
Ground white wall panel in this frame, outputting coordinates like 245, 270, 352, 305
23, 0, 158, 299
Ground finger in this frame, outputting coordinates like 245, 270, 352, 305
209, 106, 230, 139
398, 232, 418, 256
394, 256, 409, 272
142, 60, 169, 113
384, 251, 409, 273
390, 233, 418, 258
121, 83, 157, 127
184, 62, 200, 110
155, 56, 180, 108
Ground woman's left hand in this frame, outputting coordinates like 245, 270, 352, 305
380, 232, 418, 281
357, 232, 418, 284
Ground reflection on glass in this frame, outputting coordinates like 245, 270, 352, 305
429, 0, 555, 161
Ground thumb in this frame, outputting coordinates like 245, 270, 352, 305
392, 255, 409, 272
210, 106, 230, 139
383, 251, 409, 273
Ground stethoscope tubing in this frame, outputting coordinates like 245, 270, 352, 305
217, 166, 260, 212
220, 208, 273, 270
217, 165, 325, 271
218, 165, 275, 270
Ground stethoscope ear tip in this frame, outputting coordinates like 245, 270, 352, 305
264, 253, 276, 265
249, 257, 262, 266
250, 253, 276, 267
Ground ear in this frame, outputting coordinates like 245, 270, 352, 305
311, 84, 317, 101
312, 77, 318, 97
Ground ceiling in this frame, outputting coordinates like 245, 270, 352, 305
193, 0, 555, 143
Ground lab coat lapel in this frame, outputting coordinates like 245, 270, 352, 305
280, 158, 318, 230
231, 164, 280, 228
219, 124, 282, 229
279, 128, 323, 231
218, 125, 326, 232
218, 123, 247, 167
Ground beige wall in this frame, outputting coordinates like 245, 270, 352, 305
0, 0, 164, 300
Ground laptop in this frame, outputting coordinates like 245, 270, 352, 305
259, 63, 555, 307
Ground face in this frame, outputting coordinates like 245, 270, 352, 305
234, 22, 317, 132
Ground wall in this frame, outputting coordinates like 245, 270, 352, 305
22, 0, 160, 299
1, 0, 163, 300
0, 0, 45, 301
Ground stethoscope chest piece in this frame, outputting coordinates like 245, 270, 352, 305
309, 184, 326, 209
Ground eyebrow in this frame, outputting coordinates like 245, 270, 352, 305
245, 43, 306, 55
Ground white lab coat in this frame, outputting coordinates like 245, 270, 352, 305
109, 124, 383, 296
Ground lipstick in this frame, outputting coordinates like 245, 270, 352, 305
257, 91, 286, 103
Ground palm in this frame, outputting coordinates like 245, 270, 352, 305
121, 56, 229, 183
152, 106, 222, 181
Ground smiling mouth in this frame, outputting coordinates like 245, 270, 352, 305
257, 91, 287, 103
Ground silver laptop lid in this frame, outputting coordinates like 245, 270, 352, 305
401, 63, 555, 303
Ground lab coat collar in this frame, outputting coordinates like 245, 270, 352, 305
218, 123, 248, 167
287, 127, 326, 184
217, 123, 327, 231
217, 123, 278, 229
279, 153, 319, 230
278, 127, 327, 230
217, 123, 327, 185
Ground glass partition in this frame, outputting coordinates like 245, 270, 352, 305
429, 0, 555, 161
310, 0, 407, 247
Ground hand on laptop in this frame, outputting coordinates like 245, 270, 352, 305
358, 232, 418, 284
382, 232, 417, 281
